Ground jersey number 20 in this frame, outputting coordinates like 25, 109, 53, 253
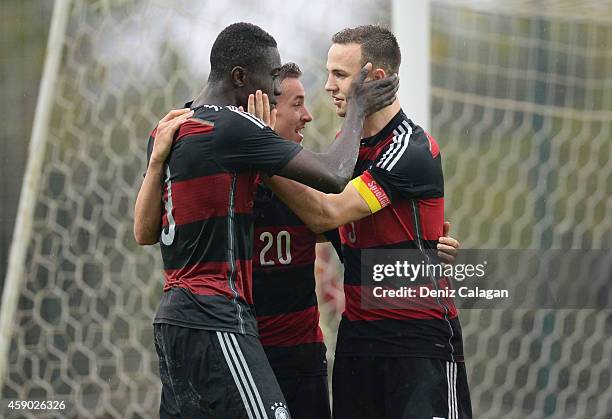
259, 231, 292, 266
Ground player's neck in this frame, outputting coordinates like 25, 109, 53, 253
362, 99, 401, 138
191, 83, 234, 108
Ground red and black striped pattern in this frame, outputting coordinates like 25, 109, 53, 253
336, 110, 464, 362
252, 184, 327, 377
150, 104, 301, 336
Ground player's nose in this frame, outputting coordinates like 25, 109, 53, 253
324, 74, 336, 93
302, 107, 313, 122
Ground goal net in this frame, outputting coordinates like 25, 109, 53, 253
2, 0, 611, 418
431, 1, 612, 418
0, 0, 388, 417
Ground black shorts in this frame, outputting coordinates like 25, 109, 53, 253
275, 374, 331, 419
332, 356, 472, 419
263, 342, 330, 419
153, 323, 291, 419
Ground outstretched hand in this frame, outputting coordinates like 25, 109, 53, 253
246, 90, 277, 129
149, 108, 193, 165
348, 63, 399, 116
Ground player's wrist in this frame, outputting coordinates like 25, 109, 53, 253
345, 100, 367, 120
147, 158, 165, 173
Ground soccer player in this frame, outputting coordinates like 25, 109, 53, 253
250, 63, 461, 419
133, 23, 398, 419
264, 25, 473, 419
251, 62, 332, 419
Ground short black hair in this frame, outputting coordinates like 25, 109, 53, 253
278, 62, 302, 81
209, 22, 277, 82
332, 25, 401, 74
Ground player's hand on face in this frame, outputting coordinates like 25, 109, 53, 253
437, 221, 460, 264
150, 108, 194, 165
348, 62, 399, 116
247, 90, 277, 129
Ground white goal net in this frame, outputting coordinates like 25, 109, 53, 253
2, 0, 611, 418
431, 1, 612, 418
0, 0, 388, 417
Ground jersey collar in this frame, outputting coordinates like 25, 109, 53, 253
360, 109, 407, 147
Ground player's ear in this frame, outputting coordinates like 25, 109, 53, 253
231, 66, 247, 87
373, 68, 386, 80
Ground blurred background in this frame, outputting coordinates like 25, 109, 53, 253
1, 0, 611, 417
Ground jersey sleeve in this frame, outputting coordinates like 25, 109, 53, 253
350, 124, 444, 214
323, 229, 344, 264
213, 108, 302, 175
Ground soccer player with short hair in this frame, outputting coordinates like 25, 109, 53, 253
251, 62, 460, 419
265, 25, 473, 419
251, 62, 331, 419
133, 23, 398, 419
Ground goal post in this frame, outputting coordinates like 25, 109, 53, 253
392, 0, 431, 128
0, 0, 72, 392
1, 1, 610, 418
0, 2, 393, 417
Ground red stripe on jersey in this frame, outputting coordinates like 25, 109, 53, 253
164, 261, 230, 294
416, 198, 444, 241
339, 197, 444, 248
339, 199, 416, 248
176, 119, 214, 140
343, 282, 458, 321
164, 174, 230, 226
257, 306, 324, 346
162, 173, 256, 227
358, 134, 394, 161
164, 259, 254, 304
150, 120, 213, 145
425, 131, 440, 158
253, 225, 316, 270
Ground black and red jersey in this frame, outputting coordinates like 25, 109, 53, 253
336, 110, 464, 362
147, 104, 301, 336
252, 184, 327, 377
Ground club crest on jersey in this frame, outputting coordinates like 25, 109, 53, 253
271, 402, 290, 419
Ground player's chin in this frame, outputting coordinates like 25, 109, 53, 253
288, 133, 302, 143
336, 107, 347, 117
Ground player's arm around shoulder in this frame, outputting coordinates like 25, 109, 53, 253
263, 174, 374, 234
133, 108, 193, 245
270, 123, 443, 235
